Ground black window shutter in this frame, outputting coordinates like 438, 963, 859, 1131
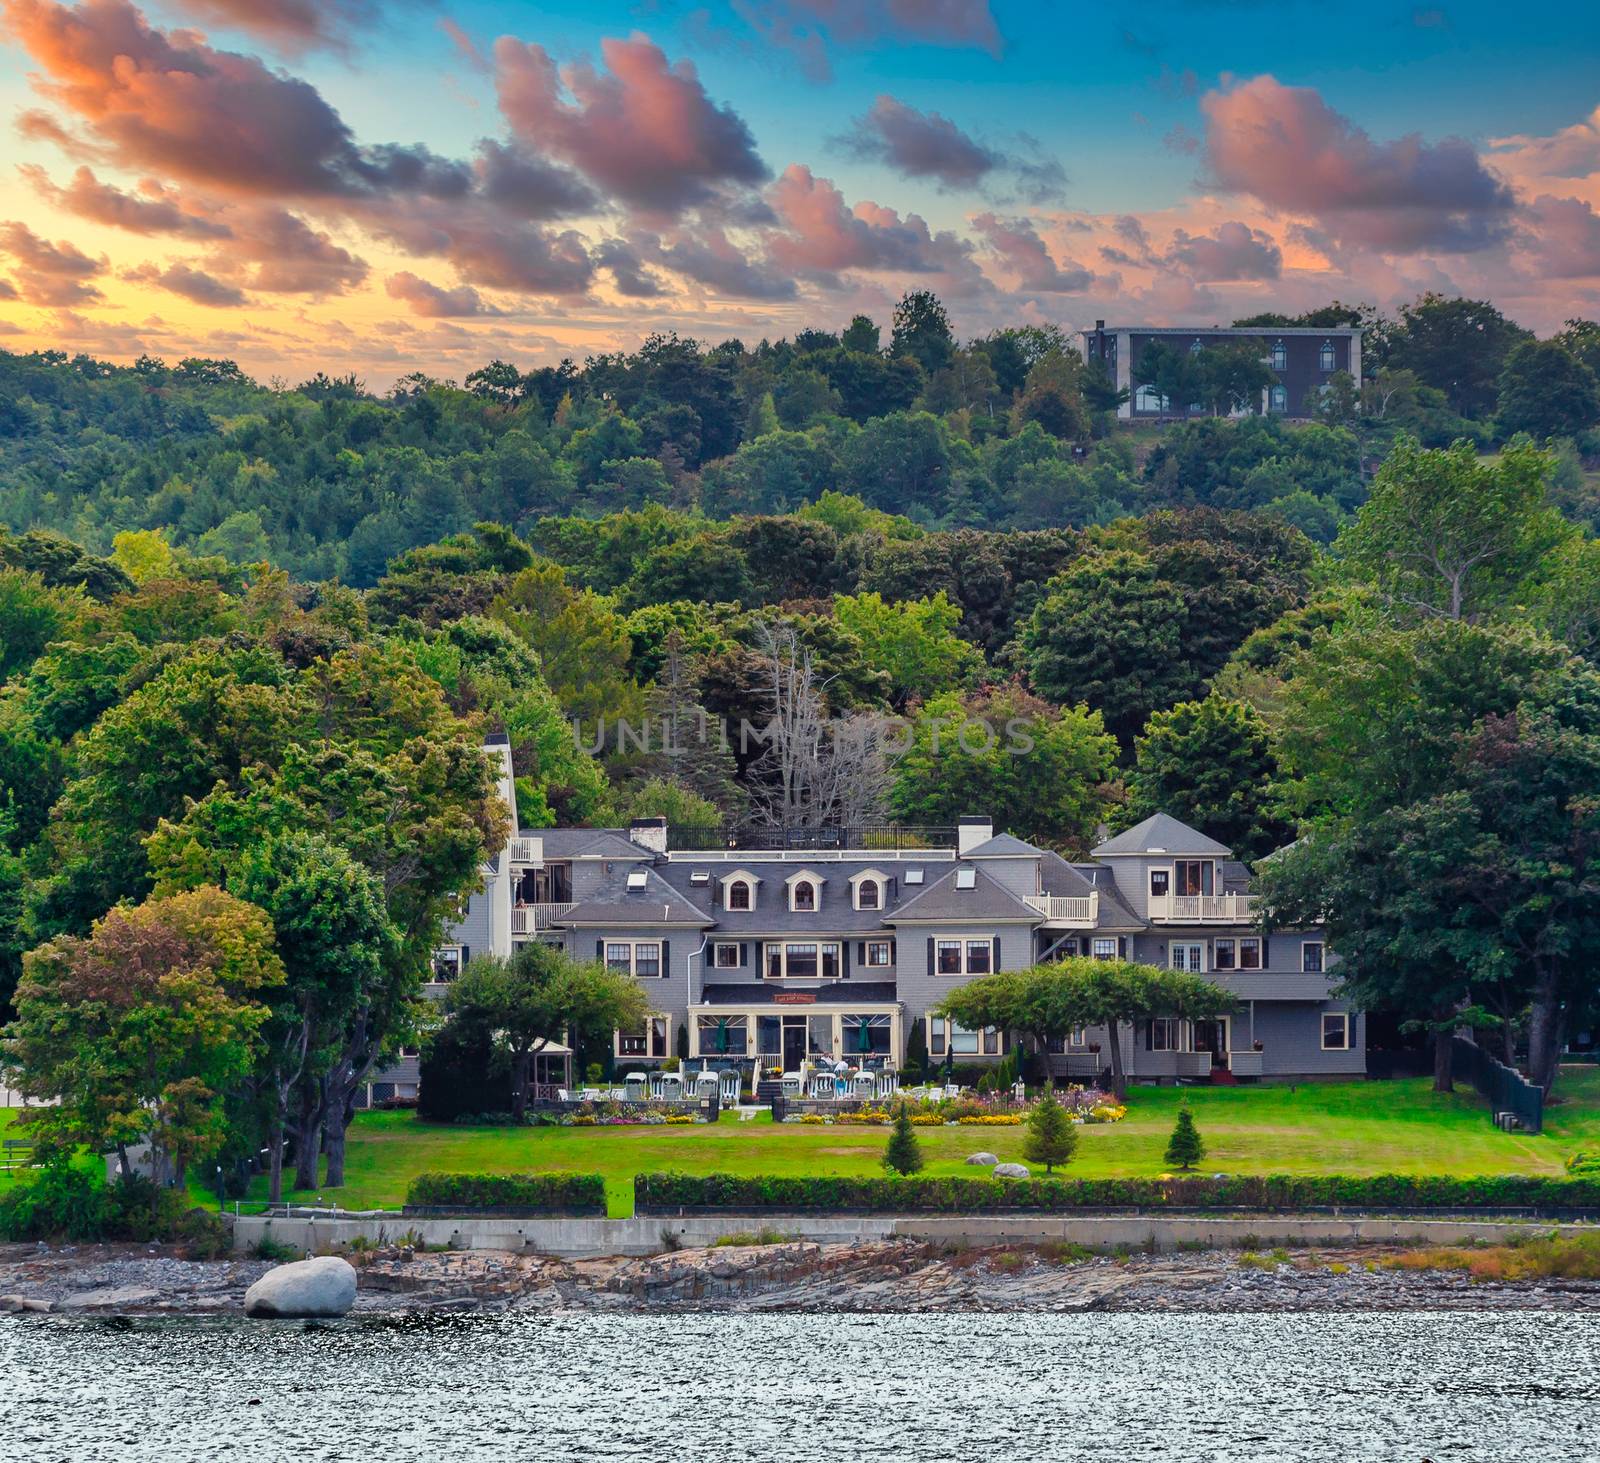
992, 936, 1001, 972
857, 941, 866, 963
595, 939, 604, 962
739, 942, 748, 966
662, 940, 671, 977
926, 937, 935, 975
1118, 936, 1128, 959
842, 942, 851, 978
461, 945, 470, 966
1144, 1020, 1153, 1052
1261, 937, 1270, 967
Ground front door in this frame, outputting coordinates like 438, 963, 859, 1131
1191, 1017, 1230, 1068
781, 1019, 807, 1072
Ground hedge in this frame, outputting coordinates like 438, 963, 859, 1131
404, 1171, 606, 1215
635, 1171, 1600, 1215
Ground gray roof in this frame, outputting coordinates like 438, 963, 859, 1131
532, 829, 651, 860
655, 859, 913, 934
562, 868, 711, 927
1049, 853, 1145, 929
1093, 813, 1231, 859
963, 832, 1045, 858
887, 866, 1039, 922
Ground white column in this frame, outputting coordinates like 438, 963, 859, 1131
1116, 331, 1132, 419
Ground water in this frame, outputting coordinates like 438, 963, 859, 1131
6, 1310, 1598, 1462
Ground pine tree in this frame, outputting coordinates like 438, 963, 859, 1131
1021, 1086, 1078, 1174
883, 1101, 924, 1176
1164, 1104, 1206, 1171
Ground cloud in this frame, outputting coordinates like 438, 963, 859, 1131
20, 164, 232, 238
158, 0, 405, 56
636, 227, 797, 300
736, 0, 1002, 74
385, 270, 502, 316
971, 213, 1094, 291
0, 219, 104, 303
1201, 74, 1516, 253
593, 238, 667, 298
0, 279, 17, 299
1489, 106, 1600, 182
494, 34, 768, 217
837, 95, 998, 187
1520, 194, 1600, 278
223, 208, 368, 293
474, 139, 598, 220
1166, 220, 1282, 280
125, 259, 247, 305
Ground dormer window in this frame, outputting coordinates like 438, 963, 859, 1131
790, 876, 819, 913
849, 868, 888, 911
720, 872, 756, 912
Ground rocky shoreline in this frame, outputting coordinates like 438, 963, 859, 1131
3, 1239, 1599, 1316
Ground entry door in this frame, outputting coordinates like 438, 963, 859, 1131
781, 1018, 807, 1072
1191, 1017, 1231, 1068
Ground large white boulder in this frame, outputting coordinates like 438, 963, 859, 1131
992, 1162, 1030, 1179
243, 1256, 357, 1318
965, 1151, 999, 1166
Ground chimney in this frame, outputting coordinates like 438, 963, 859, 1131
957, 815, 993, 857
628, 816, 668, 855
1094, 319, 1105, 331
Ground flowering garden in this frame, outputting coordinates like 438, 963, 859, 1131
789, 1088, 1128, 1127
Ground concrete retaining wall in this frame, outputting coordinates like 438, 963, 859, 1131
233, 1210, 1591, 1260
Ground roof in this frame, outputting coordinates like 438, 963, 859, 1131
655, 859, 908, 934
1087, 325, 1361, 338
531, 829, 651, 860
887, 865, 1039, 922
1093, 813, 1232, 859
700, 981, 899, 1006
962, 832, 1044, 858
562, 868, 712, 927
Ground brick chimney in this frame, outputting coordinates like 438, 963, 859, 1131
628, 816, 668, 855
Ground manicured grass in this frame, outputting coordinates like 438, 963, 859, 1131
237, 1072, 1600, 1218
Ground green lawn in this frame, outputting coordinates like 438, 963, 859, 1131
234, 1070, 1600, 1217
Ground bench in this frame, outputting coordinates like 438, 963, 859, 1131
0, 1137, 33, 1171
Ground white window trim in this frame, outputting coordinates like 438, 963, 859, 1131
605, 940, 664, 978
694, 1013, 750, 1057
1321, 1011, 1351, 1051
1169, 942, 1206, 974
615, 1013, 669, 1059
430, 945, 463, 983
848, 867, 888, 911
784, 869, 825, 913
934, 934, 997, 978
863, 938, 894, 968
712, 941, 742, 969
1091, 937, 1119, 961
719, 869, 760, 911
1302, 941, 1325, 974
1236, 935, 1263, 972
1149, 1016, 1186, 1052
927, 1017, 1001, 1058
764, 940, 842, 979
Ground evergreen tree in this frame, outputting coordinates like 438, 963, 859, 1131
1164, 1105, 1206, 1171
1021, 1086, 1078, 1174
883, 1101, 925, 1175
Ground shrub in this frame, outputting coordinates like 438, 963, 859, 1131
1022, 1087, 1079, 1174
405, 1171, 606, 1214
883, 1104, 924, 1176
252, 1231, 303, 1263
1566, 1151, 1600, 1177
1165, 1105, 1205, 1171
0, 1167, 224, 1247
958, 1114, 1023, 1125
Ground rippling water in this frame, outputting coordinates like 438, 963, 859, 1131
7, 1310, 1600, 1462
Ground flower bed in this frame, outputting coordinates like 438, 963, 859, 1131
405, 1171, 606, 1215
784, 1087, 1126, 1127
635, 1171, 1600, 1216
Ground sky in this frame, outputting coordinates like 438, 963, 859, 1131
1, 0, 1599, 387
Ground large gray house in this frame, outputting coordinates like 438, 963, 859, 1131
369, 739, 1363, 1100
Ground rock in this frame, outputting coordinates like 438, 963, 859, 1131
57, 1286, 160, 1311
0, 1294, 52, 1313
243, 1257, 357, 1319
965, 1152, 999, 1166
992, 1162, 1030, 1179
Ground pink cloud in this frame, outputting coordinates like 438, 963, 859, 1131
1166, 220, 1282, 281
971, 212, 1094, 292
838, 95, 998, 187
385, 270, 501, 317
0, 218, 104, 303
20, 164, 232, 238
124, 258, 247, 306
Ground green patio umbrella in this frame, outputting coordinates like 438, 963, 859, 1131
856, 1020, 873, 1055
715, 1017, 730, 1054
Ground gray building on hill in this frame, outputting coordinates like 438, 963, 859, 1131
366, 740, 1363, 1100
1080, 322, 1362, 420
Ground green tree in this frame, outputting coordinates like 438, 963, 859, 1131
6, 887, 283, 1194
832, 590, 984, 709
1164, 1105, 1205, 1170
1387, 293, 1532, 419
1123, 698, 1292, 861
882, 1101, 925, 1175
0, 569, 77, 683
1496, 339, 1600, 440
444, 945, 649, 1120
1195, 342, 1273, 417
840, 314, 881, 355
890, 289, 955, 375
1022, 1085, 1078, 1174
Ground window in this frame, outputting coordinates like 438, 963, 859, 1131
726, 880, 752, 911
951, 1024, 980, 1055
790, 878, 818, 912
697, 1014, 748, 1056
617, 1015, 668, 1058
1092, 937, 1118, 960
1269, 384, 1287, 413
1238, 937, 1261, 971
431, 947, 463, 982
937, 939, 964, 975
1303, 941, 1325, 973
841, 1015, 891, 1055
1149, 869, 1169, 899
1321, 1012, 1351, 1050
856, 879, 881, 911
1319, 340, 1336, 372
625, 870, 648, 891
713, 942, 741, 969
936, 938, 995, 976
1214, 938, 1235, 970
765, 941, 842, 979
905, 868, 925, 885
1149, 1017, 1183, 1052
1174, 860, 1214, 897
966, 939, 992, 975
1170, 943, 1205, 973
1269, 340, 1287, 372
865, 940, 893, 967
1134, 383, 1167, 413
607, 942, 662, 978
955, 867, 977, 890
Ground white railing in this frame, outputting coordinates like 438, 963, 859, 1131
512, 902, 577, 934
1149, 892, 1258, 923
1023, 892, 1098, 924
506, 836, 543, 864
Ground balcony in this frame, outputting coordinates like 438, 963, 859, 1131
1148, 892, 1258, 924
1023, 892, 1099, 926
506, 836, 543, 865
512, 902, 576, 935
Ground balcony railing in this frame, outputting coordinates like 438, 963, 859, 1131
1148, 892, 1258, 923
1023, 892, 1099, 925
512, 902, 577, 935
666, 824, 958, 855
506, 836, 543, 864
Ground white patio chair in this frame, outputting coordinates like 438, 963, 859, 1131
877, 1071, 900, 1100
718, 1071, 741, 1106
623, 1074, 648, 1103
557, 1088, 571, 1103
781, 1072, 803, 1098
658, 1074, 684, 1102
944, 1083, 961, 1098
808, 1072, 836, 1100
852, 1072, 877, 1101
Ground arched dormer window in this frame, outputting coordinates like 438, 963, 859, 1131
1318, 339, 1336, 372
786, 871, 823, 913
849, 868, 888, 911
719, 870, 759, 911
1269, 339, 1287, 372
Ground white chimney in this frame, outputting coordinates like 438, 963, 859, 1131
629, 817, 668, 855
957, 816, 993, 857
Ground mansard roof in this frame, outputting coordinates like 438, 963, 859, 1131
887, 865, 1039, 922
562, 868, 712, 927
1092, 813, 1232, 859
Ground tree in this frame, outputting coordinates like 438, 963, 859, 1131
1496, 339, 1600, 440
890, 290, 954, 375
1338, 436, 1564, 622
832, 590, 983, 710
1123, 698, 1293, 862
890, 685, 1119, 854
1387, 293, 1532, 419
1021, 1085, 1078, 1174
0, 569, 77, 683
1131, 341, 1202, 414
6, 887, 283, 1194
1164, 1105, 1205, 1170
445, 945, 649, 1120
840, 314, 881, 355
1195, 342, 1273, 417
883, 1102, 925, 1175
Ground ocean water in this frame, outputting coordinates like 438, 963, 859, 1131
6, 1309, 1599, 1462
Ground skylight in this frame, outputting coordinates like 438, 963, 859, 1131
689, 871, 710, 885
955, 867, 976, 890
626, 870, 648, 891
905, 869, 924, 885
